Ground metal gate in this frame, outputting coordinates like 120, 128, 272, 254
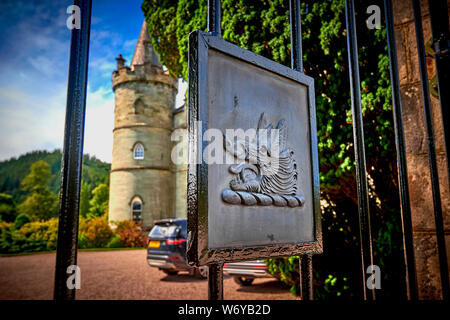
53, 0, 449, 300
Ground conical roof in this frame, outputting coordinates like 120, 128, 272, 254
130, 21, 161, 69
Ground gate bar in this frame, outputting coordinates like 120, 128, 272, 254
207, 0, 224, 301
299, 255, 313, 300
384, 0, 418, 300
207, 0, 221, 36
208, 263, 224, 300
412, 0, 449, 299
344, 0, 375, 300
427, 0, 450, 186
54, 0, 92, 300
289, 0, 303, 72
289, 0, 314, 299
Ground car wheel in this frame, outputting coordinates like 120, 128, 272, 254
233, 277, 254, 286
196, 266, 208, 279
163, 270, 178, 276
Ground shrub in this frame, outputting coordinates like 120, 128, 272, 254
265, 257, 300, 295
0, 218, 58, 253
106, 233, 123, 248
79, 217, 113, 248
16, 218, 59, 251
0, 222, 14, 253
77, 233, 88, 249
14, 213, 30, 229
114, 220, 146, 248
0, 221, 13, 233
0, 193, 17, 222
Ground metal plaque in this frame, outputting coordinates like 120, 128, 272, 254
187, 30, 322, 266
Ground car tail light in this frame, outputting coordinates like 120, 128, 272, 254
169, 256, 180, 260
165, 239, 186, 245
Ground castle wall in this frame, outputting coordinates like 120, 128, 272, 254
393, 0, 450, 299
109, 169, 174, 225
173, 108, 188, 218
109, 61, 178, 228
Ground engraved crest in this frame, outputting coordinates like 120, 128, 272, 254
221, 113, 305, 207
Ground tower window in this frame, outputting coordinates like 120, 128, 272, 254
134, 143, 144, 160
134, 98, 145, 114
131, 198, 143, 223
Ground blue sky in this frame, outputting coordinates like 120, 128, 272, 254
0, 0, 185, 163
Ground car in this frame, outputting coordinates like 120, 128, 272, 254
223, 260, 272, 286
146, 218, 208, 278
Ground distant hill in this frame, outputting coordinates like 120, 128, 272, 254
0, 150, 110, 203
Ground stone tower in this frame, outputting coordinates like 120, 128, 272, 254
108, 21, 180, 228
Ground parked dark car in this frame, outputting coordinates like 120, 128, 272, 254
146, 218, 208, 278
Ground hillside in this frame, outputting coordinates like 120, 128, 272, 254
0, 150, 110, 203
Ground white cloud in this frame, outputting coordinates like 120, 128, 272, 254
83, 86, 114, 162
0, 84, 114, 163
0, 0, 144, 164
0, 86, 66, 161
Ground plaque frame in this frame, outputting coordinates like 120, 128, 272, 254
187, 30, 322, 266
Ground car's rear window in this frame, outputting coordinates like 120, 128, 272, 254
149, 224, 178, 237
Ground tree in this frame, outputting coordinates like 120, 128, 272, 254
80, 182, 91, 217
87, 183, 109, 218
0, 193, 17, 222
0, 150, 110, 204
18, 161, 58, 220
14, 213, 30, 229
20, 160, 52, 193
142, 0, 405, 299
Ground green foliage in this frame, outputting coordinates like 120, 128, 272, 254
14, 213, 30, 229
18, 190, 58, 221
87, 183, 109, 218
315, 274, 350, 299
265, 256, 300, 295
18, 161, 58, 220
0, 193, 17, 222
0, 221, 13, 252
80, 182, 91, 217
142, 0, 207, 78
79, 216, 113, 248
0, 150, 110, 204
20, 160, 52, 193
106, 233, 124, 248
0, 215, 144, 253
77, 233, 89, 249
0, 218, 59, 253
142, 0, 405, 299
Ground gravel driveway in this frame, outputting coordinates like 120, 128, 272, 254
0, 249, 296, 300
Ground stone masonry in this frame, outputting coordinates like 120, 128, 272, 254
393, 0, 449, 299
108, 21, 187, 228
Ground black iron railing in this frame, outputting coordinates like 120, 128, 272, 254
54, 0, 449, 301
384, 0, 417, 301
54, 0, 92, 300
